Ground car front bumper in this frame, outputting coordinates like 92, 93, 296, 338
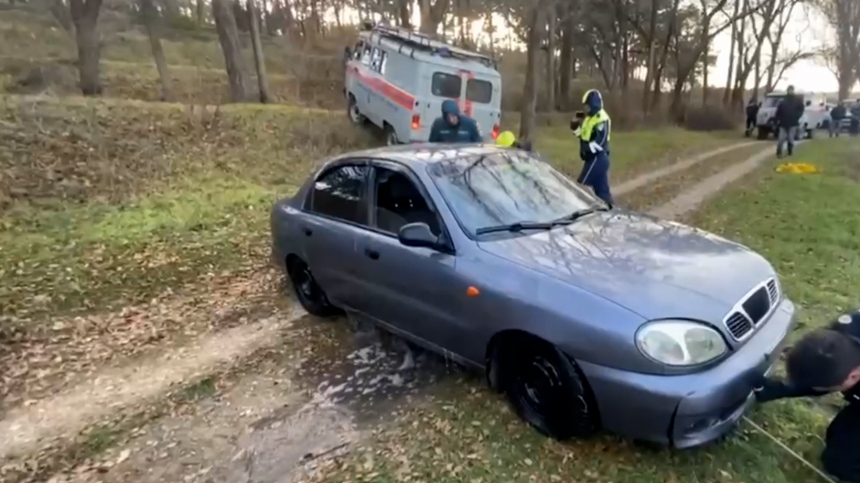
577, 297, 796, 449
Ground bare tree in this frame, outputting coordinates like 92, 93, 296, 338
212, 0, 252, 101
418, 0, 450, 34
558, 0, 576, 110
520, 1, 549, 141
248, 0, 271, 102
546, 10, 556, 110
48, 0, 74, 33
140, 0, 172, 101
816, 0, 860, 99
69, 0, 104, 95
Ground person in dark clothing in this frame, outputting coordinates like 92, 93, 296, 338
774, 85, 805, 158
575, 89, 613, 207
428, 99, 483, 143
754, 310, 860, 482
745, 98, 759, 137
830, 102, 847, 137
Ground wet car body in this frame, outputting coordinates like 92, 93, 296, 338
270, 144, 796, 448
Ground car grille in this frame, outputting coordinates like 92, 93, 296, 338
723, 278, 780, 340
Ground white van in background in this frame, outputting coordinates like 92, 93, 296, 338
344, 23, 503, 145
755, 91, 813, 140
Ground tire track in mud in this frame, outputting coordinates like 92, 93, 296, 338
14, 139, 774, 483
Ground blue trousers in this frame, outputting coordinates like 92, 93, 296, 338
578, 153, 613, 206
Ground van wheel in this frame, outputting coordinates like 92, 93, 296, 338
806, 127, 814, 139
384, 124, 399, 146
347, 95, 366, 125
757, 127, 769, 140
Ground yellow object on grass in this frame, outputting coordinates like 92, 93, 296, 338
496, 130, 516, 147
775, 162, 820, 174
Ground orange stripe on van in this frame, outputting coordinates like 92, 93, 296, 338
347, 62, 416, 110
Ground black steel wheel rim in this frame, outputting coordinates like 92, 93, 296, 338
513, 355, 563, 416
295, 268, 319, 303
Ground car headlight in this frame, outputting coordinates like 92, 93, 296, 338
635, 320, 727, 366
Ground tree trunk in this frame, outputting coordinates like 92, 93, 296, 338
722, 0, 739, 105
140, 0, 172, 101
212, 0, 252, 102
558, 1, 574, 110
160, 0, 180, 19
546, 11, 556, 111
196, 0, 205, 24
248, 0, 270, 103
520, 3, 546, 142
282, 0, 298, 41
397, 0, 411, 28
418, 0, 450, 35
69, 0, 103, 96
641, 0, 660, 113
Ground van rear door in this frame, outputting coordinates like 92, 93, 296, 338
459, 72, 500, 141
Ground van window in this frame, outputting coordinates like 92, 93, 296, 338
432, 72, 462, 98
361, 44, 372, 66
466, 79, 492, 104
370, 47, 388, 74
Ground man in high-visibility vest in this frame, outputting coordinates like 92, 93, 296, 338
575, 89, 613, 207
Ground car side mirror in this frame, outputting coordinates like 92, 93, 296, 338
398, 222, 440, 249
805, 100, 811, 106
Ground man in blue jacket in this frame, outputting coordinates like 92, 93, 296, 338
428, 99, 483, 143
576, 89, 613, 207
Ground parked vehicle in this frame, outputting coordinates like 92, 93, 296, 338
270, 144, 797, 449
343, 23, 503, 146
755, 91, 812, 140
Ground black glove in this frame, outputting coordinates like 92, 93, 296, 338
570, 111, 585, 132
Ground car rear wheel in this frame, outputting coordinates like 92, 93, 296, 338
496, 338, 599, 440
384, 124, 399, 146
287, 258, 341, 317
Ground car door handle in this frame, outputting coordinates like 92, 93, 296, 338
364, 248, 380, 260
303, 228, 312, 237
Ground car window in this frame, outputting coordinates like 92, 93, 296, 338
466, 79, 492, 104
373, 167, 441, 236
309, 165, 369, 225
427, 151, 598, 236
432, 72, 462, 98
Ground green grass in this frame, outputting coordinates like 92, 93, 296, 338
306, 139, 860, 483
537, 125, 735, 182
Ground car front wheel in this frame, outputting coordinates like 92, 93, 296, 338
496, 338, 600, 440
287, 258, 341, 317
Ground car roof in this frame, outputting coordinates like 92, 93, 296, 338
333, 143, 509, 168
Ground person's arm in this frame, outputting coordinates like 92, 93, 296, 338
754, 377, 830, 403
588, 120, 608, 152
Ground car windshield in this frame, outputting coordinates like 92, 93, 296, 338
762, 96, 784, 108
426, 150, 600, 237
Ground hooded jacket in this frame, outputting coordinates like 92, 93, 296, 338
428, 100, 483, 143
579, 89, 610, 162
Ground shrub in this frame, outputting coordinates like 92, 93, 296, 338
683, 105, 738, 131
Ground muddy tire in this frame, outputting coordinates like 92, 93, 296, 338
287, 258, 341, 318
757, 127, 769, 140
384, 124, 399, 146
347, 95, 366, 125
495, 338, 600, 440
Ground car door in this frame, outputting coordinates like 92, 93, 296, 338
300, 160, 371, 311
352, 161, 474, 359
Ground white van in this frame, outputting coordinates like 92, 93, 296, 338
344, 23, 503, 145
755, 91, 812, 140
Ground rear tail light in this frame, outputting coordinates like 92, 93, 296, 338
492, 124, 500, 139
411, 114, 420, 130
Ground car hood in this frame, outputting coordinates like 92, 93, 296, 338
476, 210, 776, 321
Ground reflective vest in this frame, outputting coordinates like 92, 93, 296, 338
579, 109, 611, 144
